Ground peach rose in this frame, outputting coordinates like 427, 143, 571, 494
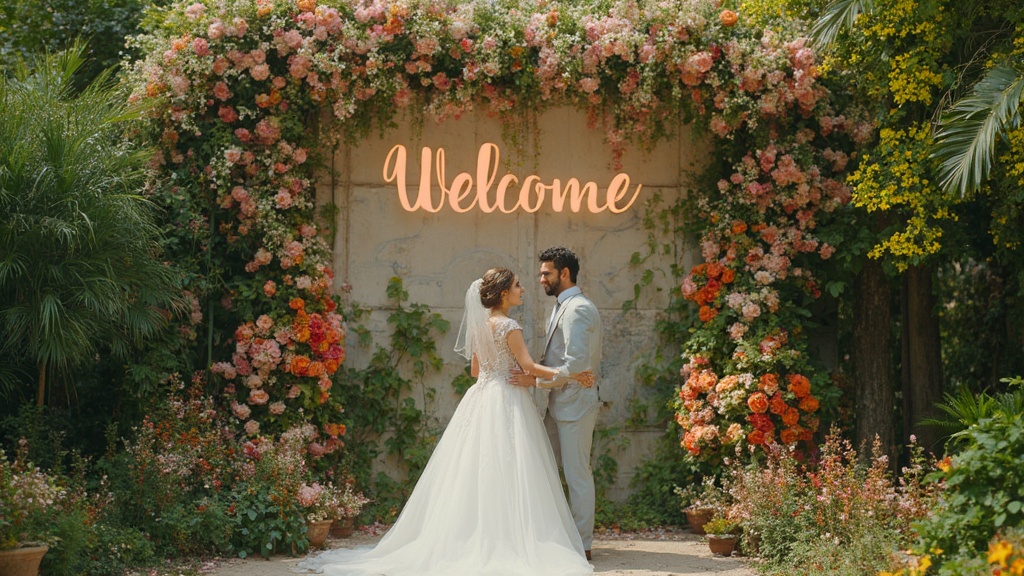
747, 391, 769, 414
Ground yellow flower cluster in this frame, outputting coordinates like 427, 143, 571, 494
863, 0, 921, 41
889, 52, 943, 105
878, 549, 941, 576
849, 122, 959, 269
868, 215, 944, 267
989, 533, 1024, 575
990, 126, 1024, 250
1001, 127, 1024, 186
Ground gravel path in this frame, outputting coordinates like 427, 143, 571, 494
204, 528, 757, 576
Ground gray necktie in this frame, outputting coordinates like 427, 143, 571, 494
546, 300, 561, 336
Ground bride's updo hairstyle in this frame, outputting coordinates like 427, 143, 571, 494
479, 268, 515, 309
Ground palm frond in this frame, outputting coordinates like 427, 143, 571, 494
0, 43, 181, 404
933, 63, 1024, 196
919, 387, 997, 440
811, 0, 874, 48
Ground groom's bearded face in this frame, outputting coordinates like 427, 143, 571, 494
540, 262, 562, 296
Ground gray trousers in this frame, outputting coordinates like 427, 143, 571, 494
544, 403, 600, 550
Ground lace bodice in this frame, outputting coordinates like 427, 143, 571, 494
479, 316, 522, 377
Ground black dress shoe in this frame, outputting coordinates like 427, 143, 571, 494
585, 549, 592, 561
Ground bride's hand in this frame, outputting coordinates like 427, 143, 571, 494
508, 368, 536, 388
572, 371, 595, 388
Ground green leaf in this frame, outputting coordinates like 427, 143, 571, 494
811, 0, 874, 47
933, 64, 1024, 196
1008, 501, 1022, 514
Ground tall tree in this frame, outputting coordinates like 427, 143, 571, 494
0, 45, 179, 405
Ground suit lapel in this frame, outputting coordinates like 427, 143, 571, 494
544, 293, 580, 352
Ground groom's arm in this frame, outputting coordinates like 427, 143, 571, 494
548, 303, 600, 384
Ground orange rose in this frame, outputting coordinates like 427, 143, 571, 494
290, 356, 311, 376
782, 407, 801, 427
758, 373, 779, 395
769, 393, 788, 415
289, 297, 305, 311
680, 383, 699, 401
787, 374, 811, 398
325, 358, 340, 373
798, 395, 820, 413
780, 427, 800, 445
696, 370, 718, 392
721, 267, 736, 284
747, 391, 769, 414
699, 305, 718, 322
706, 262, 724, 280
731, 220, 748, 235
307, 361, 326, 377
297, 0, 315, 12
720, 9, 738, 27
747, 429, 766, 445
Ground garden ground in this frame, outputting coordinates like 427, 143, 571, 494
205, 528, 756, 576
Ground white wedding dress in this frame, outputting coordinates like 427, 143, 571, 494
300, 316, 593, 576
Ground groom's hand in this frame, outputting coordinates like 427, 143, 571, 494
509, 369, 536, 388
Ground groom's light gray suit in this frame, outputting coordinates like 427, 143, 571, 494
534, 286, 603, 550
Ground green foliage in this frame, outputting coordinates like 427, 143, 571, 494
333, 277, 449, 521
229, 480, 306, 559
911, 390, 1024, 570
934, 64, 1024, 197
938, 257, 1024, 391
618, 431, 707, 527
703, 516, 740, 536
98, 378, 235, 557
0, 44, 179, 404
0, 0, 163, 84
922, 377, 1024, 448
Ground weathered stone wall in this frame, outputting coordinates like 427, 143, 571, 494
324, 107, 704, 500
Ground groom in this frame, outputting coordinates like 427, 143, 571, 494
517, 246, 603, 560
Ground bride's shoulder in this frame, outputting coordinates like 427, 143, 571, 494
490, 315, 522, 334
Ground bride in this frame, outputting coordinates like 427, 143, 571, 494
300, 268, 594, 576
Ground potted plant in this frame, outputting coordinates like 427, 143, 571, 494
703, 517, 741, 557
676, 478, 730, 535
298, 482, 338, 549
0, 448, 61, 576
330, 482, 370, 539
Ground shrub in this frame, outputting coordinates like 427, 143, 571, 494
0, 443, 63, 549
727, 429, 934, 575
228, 425, 318, 558
104, 376, 235, 556
901, 401, 1024, 574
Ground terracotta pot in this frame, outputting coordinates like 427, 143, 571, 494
306, 519, 333, 549
707, 534, 738, 557
330, 517, 355, 538
684, 508, 714, 535
0, 545, 48, 576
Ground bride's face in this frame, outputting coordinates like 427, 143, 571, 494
506, 276, 525, 307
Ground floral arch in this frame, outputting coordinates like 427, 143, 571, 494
129, 0, 866, 464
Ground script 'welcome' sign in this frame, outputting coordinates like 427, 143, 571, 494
383, 143, 643, 214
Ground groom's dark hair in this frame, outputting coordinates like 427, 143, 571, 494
539, 247, 580, 283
